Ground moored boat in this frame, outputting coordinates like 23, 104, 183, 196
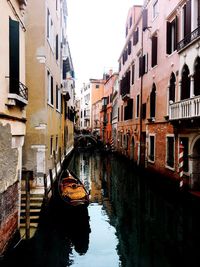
58, 169, 89, 207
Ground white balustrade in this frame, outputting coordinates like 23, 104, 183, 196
169, 96, 200, 120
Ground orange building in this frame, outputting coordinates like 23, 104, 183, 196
90, 78, 105, 135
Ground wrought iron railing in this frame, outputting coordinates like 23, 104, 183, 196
6, 76, 28, 101
177, 26, 200, 51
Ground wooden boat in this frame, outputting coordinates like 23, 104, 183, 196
59, 170, 89, 207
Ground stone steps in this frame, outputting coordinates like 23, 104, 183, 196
20, 192, 45, 238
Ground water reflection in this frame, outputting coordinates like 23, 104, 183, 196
70, 152, 200, 267
2, 151, 200, 267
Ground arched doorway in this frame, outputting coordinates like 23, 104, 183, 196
191, 137, 200, 190
181, 64, 190, 100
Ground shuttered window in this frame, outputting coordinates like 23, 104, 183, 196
149, 135, 155, 161
139, 54, 147, 77
167, 137, 174, 168
56, 34, 59, 60
184, 0, 191, 37
151, 35, 157, 67
133, 27, 139, 45
166, 17, 178, 54
128, 40, 132, 55
142, 9, 148, 31
150, 84, 156, 118
9, 18, 19, 94
132, 64, 135, 85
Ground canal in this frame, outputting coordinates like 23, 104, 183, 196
2, 151, 200, 267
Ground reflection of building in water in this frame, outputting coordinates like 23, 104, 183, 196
90, 154, 103, 203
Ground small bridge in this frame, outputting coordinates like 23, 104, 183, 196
74, 134, 102, 149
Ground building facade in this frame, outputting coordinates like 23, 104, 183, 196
90, 78, 105, 135
118, 1, 192, 185
169, 0, 200, 189
22, 0, 74, 187
0, 0, 28, 254
100, 71, 118, 145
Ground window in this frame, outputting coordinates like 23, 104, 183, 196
166, 136, 174, 168
169, 73, 176, 102
9, 18, 19, 94
56, 85, 61, 111
50, 136, 53, 156
180, 137, 189, 172
56, 34, 59, 60
55, 136, 58, 153
153, 1, 158, 19
142, 103, 146, 119
183, 0, 191, 38
96, 84, 99, 88
129, 16, 132, 28
133, 27, 139, 45
194, 57, 200, 96
166, 18, 178, 54
150, 83, 156, 118
132, 64, 135, 85
136, 95, 140, 118
152, 35, 158, 67
47, 9, 54, 50
149, 135, 155, 161
142, 9, 148, 31
124, 98, 133, 120
139, 54, 148, 77
181, 64, 190, 100
47, 71, 54, 106
128, 40, 132, 55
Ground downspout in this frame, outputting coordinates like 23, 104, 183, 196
139, 14, 144, 166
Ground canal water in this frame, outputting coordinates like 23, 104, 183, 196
2, 151, 200, 267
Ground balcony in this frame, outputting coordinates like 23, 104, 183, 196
177, 26, 200, 52
6, 76, 28, 106
169, 96, 200, 121
122, 93, 130, 101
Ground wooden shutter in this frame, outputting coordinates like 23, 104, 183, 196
51, 76, 53, 105
152, 36, 158, 67
166, 21, 171, 54
56, 34, 59, 60
174, 16, 178, 50
186, 0, 191, 36
9, 18, 19, 94
142, 9, 148, 31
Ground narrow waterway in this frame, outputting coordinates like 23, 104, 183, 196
2, 151, 200, 267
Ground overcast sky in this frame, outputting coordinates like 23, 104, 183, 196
67, 0, 143, 92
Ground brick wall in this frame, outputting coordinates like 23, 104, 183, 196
0, 182, 19, 255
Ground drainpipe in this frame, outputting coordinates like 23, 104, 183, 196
139, 14, 144, 166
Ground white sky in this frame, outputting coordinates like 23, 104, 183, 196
67, 0, 143, 92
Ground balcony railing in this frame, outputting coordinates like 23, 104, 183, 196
177, 26, 200, 52
6, 76, 28, 105
169, 96, 200, 120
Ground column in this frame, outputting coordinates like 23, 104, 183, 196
190, 74, 194, 98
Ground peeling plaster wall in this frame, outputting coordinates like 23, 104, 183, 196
0, 123, 18, 193
0, 123, 19, 254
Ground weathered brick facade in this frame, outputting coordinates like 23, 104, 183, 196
0, 182, 18, 254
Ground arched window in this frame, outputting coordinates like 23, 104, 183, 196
194, 57, 200, 96
150, 83, 156, 118
181, 64, 190, 100
169, 72, 176, 102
